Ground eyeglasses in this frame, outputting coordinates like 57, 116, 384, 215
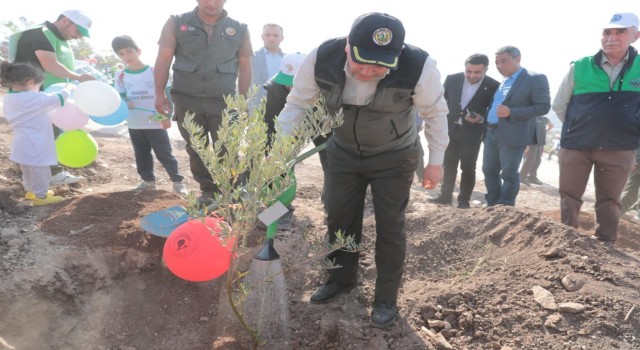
495, 58, 514, 65
496, 57, 514, 66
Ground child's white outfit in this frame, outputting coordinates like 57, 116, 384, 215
3, 89, 71, 198
114, 66, 186, 193
114, 66, 163, 130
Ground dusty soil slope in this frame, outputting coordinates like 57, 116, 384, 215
1, 88, 639, 350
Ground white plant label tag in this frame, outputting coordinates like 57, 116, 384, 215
258, 201, 288, 226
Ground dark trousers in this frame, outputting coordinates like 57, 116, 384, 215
482, 128, 526, 206
325, 137, 418, 303
559, 148, 634, 241
620, 148, 640, 213
520, 144, 544, 179
313, 134, 331, 211
173, 94, 226, 194
313, 134, 330, 172
128, 128, 183, 183
440, 125, 483, 203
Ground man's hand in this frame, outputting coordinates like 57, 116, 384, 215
155, 94, 173, 117
76, 73, 95, 82
464, 111, 484, 124
497, 105, 511, 118
422, 164, 443, 190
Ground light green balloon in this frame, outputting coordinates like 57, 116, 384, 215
55, 130, 99, 168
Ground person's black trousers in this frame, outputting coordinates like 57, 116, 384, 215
440, 125, 483, 203
173, 94, 225, 194
324, 136, 418, 303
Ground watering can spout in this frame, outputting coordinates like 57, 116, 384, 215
254, 237, 280, 260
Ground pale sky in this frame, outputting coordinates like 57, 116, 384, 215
2, 0, 638, 93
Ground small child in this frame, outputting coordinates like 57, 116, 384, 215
0, 61, 74, 205
111, 35, 187, 194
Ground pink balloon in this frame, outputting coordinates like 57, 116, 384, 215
49, 99, 89, 131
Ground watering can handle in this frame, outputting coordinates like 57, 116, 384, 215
294, 142, 327, 165
263, 142, 326, 240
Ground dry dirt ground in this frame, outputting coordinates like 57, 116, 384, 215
1, 87, 640, 350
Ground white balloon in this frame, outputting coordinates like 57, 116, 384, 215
73, 81, 121, 117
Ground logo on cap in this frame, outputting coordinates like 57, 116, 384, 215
372, 28, 393, 46
611, 14, 622, 22
284, 63, 295, 74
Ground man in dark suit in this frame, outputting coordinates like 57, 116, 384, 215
482, 46, 550, 206
429, 54, 499, 209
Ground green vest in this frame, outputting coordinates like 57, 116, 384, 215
562, 48, 640, 150
42, 27, 75, 89
573, 55, 640, 95
170, 9, 247, 97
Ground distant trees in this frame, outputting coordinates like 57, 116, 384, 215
1, 17, 119, 70
2, 17, 33, 34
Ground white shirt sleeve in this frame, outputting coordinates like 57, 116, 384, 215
552, 64, 575, 123
415, 56, 450, 165
276, 47, 321, 136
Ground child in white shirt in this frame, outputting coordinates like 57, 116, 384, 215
1, 61, 74, 205
112, 35, 187, 194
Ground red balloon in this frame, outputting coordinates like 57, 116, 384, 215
162, 216, 233, 282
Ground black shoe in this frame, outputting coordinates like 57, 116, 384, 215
310, 280, 357, 304
457, 201, 470, 209
197, 192, 215, 207
527, 177, 543, 185
277, 207, 294, 230
428, 196, 452, 205
520, 177, 530, 185
370, 301, 398, 328
589, 235, 616, 247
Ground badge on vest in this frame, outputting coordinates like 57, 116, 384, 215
225, 27, 236, 36
629, 77, 640, 88
180, 25, 197, 32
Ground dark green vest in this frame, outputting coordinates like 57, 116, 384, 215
171, 9, 247, 97
562, 48, 640, 150
315, 38, 427, 156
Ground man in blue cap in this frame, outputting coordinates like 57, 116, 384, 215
276, 12, 449, 328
